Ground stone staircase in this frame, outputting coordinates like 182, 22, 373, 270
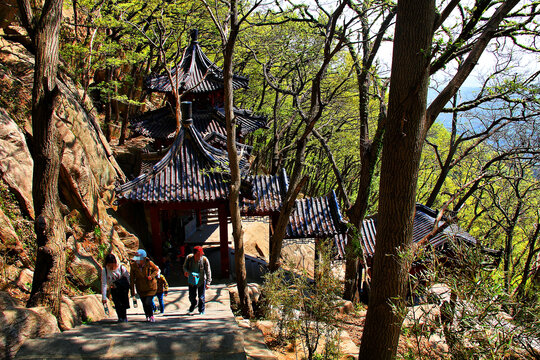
15, 285, 276, 360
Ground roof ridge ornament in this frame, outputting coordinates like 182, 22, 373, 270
190, 29, 198, 43
181, 101, 193, 127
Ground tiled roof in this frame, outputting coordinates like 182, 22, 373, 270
117, 130, 348, 240
240, 172, 347, 240
214, 108, 267, 135
333, 233, 347, 260
204, 131, 253, 156
358, 204, 477, 258
241, 169, 289, 216
286, 191, 347, 239
145, 31, 249, 94
116, 122, 251, 203
129, 105, 267, 140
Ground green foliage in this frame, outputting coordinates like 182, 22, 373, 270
0, 180, 17, 222
399, 242, 539, 359
93, 225, 102, 239
262, 240, 343, 360
97, 243, 107, 261
81, 316, 93, 325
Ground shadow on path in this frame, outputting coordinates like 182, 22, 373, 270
15, 286, 246, 360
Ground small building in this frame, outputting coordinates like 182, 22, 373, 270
355, 204, 502, 301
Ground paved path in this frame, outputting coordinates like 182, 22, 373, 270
16, 285, 273, 360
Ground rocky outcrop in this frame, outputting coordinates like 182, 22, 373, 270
0, 30, 144, 359
0, 109, 34, 219
58, 294, 108, 331
0, 36, 139, 295
0, 293, 60, 360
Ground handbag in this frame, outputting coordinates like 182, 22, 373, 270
113, 276, 130, 291
188, 272, 200, 286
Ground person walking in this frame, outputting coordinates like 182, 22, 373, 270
101, 254, 130, 322
183, 246, 212, 315
155, 272, 169, 314
130, 249, 159, 322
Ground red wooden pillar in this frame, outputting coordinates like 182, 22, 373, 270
218, 203, 230, 278
196, 209, 202, 227
150, 206, 163, 265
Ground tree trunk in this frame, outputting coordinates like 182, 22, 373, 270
268, 0, 348, 272
26, 0, 67, 316
358, 0, 435, 358
515, 224, 540, 299
503, 199, 522, 292
343, 10, 393, 299
222, 0, 253, 319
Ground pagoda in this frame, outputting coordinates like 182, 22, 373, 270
117, 31, 348, 277
129, 29, 267, 148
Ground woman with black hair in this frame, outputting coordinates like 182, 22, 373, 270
101, 254, 131, 322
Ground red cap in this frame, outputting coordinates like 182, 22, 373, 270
193, 246, 204, 255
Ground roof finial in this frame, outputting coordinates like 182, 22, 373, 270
181, 101, 193, 127
190, 29, 198, 43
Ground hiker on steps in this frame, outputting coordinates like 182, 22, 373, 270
155, 272, 169, 314
101, 254, 131, 322
130, 249, 160, 322
183, 246, 212, 315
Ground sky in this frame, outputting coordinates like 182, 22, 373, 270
298, 0, 540, 89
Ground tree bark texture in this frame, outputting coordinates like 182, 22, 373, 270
358, 0, 435, 358
27, 0, 67, 316
222, 0, 253, 319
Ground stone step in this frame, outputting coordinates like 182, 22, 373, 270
15, 286, 275, 360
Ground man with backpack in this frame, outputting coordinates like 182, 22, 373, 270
183, 246, 212, 315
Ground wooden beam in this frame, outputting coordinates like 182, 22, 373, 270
150, 206, 162, 265
270, 213, 279, 260
196, 209, 202, 227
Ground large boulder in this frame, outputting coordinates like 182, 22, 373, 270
0, 291, 22, 310
58, 294, 108, 331
68, 239, 102, 290
72, 294, 108, 323
0, 306, 60, 359
56, 75, 121, 229
0, 108, 33, 219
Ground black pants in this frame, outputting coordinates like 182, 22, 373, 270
141, 295, 155, 318
110, 286, 129, 319
188, 282, 206, 313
